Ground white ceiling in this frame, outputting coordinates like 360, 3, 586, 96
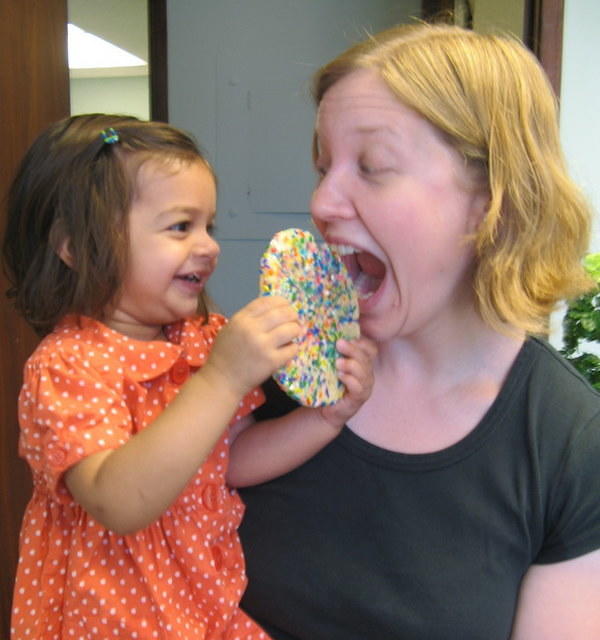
68, 0, 148, 76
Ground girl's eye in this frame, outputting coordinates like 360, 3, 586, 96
169, 221, 190, 232
206, 222, 216, 236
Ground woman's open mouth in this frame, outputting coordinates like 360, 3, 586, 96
330, 244, 385, 300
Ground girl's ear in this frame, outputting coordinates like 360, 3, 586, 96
49, 218, 74, 268
56, 237, 74, 268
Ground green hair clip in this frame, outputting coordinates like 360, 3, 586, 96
100, 128, 119, 144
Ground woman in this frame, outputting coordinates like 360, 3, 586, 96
239, 22, 600, 640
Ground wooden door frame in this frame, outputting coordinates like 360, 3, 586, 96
0, 3, 70, 635
149, 0, 168, 121
0, 3, 166, 635
526, 0, 564, 96
420, 0, 564, 96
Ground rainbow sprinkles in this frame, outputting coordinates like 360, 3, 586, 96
259, 228, 360, 406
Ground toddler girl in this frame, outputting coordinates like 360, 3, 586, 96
3, 114, 375, 639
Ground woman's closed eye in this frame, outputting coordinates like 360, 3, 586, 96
359, 158, 391, 177
359, 162, 379, 175
314, 162, 328, 180
358, 146, 397, 177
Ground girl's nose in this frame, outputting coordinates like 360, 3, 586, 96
194, 230, 220, 259
310, 172, 354, 223
207, 235, 220, 259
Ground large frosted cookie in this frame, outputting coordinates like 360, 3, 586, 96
259, 228, 359, 406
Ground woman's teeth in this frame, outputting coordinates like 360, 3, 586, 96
332, 244, 356, 257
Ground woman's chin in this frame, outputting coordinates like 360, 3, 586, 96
357, 280, 405, 341
358, 314, 390, 342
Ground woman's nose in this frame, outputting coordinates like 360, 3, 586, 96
311, 172, 354, 223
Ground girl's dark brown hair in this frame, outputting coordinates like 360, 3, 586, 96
2, 114, 215, 336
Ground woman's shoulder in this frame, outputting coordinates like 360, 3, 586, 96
524, 336, 600, 404
518, 336, 600, 454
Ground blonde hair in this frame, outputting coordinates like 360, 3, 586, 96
313, 23, 594, 334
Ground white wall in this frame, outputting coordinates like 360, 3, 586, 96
68, 0, 149, 120
471, 0, 525, 36
70, 76, 150, 120
560, 0, 600, 249
167, 0, 420, 315
549, 0, 600, 347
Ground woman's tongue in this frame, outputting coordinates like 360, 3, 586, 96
354, 251, 385, 299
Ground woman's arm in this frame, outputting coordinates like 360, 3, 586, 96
510, 548, 600, 639
227, 335, 376, 487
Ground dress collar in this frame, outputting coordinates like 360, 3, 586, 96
57, 315, 224, 382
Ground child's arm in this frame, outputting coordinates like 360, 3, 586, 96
64, 296, 300, 535
226, 336, 377, 487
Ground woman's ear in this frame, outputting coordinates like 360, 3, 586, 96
49, 218, 74, 268
467, 186, 491, 235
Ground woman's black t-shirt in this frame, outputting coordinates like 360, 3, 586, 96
239, 338, 600, 640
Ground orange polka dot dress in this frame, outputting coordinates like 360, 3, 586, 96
11, 314, 269, 640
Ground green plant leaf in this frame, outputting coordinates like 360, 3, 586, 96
560, 253, 600, 388
584, 253, 600, 282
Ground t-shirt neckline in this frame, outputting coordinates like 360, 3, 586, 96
337, 338, 536, 472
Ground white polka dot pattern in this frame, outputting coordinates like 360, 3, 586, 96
11, 314, 268, 639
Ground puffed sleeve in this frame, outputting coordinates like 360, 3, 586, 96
19, 351, 132, 497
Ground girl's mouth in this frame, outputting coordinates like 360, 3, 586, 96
175, 271, 208, 293
178, 273, 201, 283
330, 244, 385, 300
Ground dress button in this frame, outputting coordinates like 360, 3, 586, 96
211, 544, 223, 571
170, 358, 190, 384
201, 483, 220, 512
47, 445, 67, 466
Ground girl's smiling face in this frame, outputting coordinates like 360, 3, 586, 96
311, 69, 489, 342
105, 158, 219, 340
